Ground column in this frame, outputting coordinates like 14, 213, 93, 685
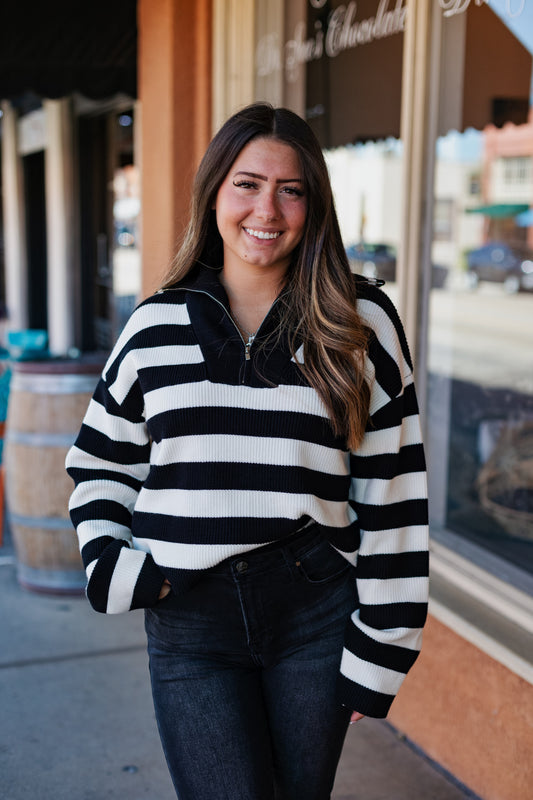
44, 98, 76, 355
138, 0, 213, 297
397, 0, 443, 417
1, 101, 28, 332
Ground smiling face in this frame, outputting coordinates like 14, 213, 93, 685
214, 137, 307, 281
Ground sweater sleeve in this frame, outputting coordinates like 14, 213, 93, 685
65, 322, 165, 614
337, 290, 429, 717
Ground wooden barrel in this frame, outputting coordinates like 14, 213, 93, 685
4, 358, 103, 594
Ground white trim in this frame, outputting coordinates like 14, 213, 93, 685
429, 597, 533, 686
212, 0, 255, 132
44, 98, 76, 355
430, 540, 533, 685
397, 0, 441, 418
430, 539, 533, 634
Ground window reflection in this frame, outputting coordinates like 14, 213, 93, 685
325, 140, 403, 296
252, 0, 533, 577
428, 117, 533, 573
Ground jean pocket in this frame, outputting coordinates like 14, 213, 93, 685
296, 538, 352, 585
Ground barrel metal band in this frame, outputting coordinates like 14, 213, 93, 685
9, 512, 74, 530
5, 431, 76, 448
11, 372, 99, 394
16, 563, 86, 592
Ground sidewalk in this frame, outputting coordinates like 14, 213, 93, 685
0, 534, 476, 800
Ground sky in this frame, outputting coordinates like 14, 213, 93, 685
490, 0, 533, 53
436, 0, 533, 160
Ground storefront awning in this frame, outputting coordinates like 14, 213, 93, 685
295, 1, 531, 148
0, 1, 137, 102
466, 203, 529, 218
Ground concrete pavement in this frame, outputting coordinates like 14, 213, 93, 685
0, 529, 478, 800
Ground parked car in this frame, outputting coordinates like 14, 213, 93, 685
466, 242, 533, 293
345, 242, 448, 288
345, 243, 396, 281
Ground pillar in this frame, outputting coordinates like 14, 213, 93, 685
44, 98, 76, 355
1, 101, 28, 332
137, 0, 213, 297
397, 0, 442, 417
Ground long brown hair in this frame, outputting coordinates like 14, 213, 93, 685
160, 103, 370, 450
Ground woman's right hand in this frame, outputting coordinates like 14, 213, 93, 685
158, 579, 172, 600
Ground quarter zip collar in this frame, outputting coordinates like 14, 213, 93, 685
174, 263, 302, 387
178, 263, 230, 308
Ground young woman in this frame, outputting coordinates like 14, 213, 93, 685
66, 103, 429, 800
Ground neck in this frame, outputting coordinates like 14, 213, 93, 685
220, 264, 287, 336
221, 261, 286, 301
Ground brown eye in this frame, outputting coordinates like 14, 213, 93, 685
233, 180, 257, 190
281, 186, 304, 197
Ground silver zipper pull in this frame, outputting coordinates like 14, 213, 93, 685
244, 334, 255, 361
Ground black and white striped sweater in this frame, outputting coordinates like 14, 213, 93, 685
66, 265, 429, 717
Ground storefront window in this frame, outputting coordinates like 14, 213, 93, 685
254, 0, 406, 297
427, 1, 533, 580
252, 0, 533, 584
325, 139, 403, 294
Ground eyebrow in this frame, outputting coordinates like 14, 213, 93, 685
234, 170, 303, 183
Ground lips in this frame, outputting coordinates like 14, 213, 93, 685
243, 227, 282, 240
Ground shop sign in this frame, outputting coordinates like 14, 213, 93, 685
438, 0, 525, 18
256, 0, 406, 83
18, 109, 47, 156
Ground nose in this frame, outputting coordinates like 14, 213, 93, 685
256, 189, 280, 221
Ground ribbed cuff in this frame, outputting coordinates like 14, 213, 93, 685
130, 555, 167, 609
336, 673, 395, 719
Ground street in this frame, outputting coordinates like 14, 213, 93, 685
428, 283, 533, 394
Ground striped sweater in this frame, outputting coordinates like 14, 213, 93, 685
66, 264, 429, 718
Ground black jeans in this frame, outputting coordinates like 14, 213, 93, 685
145, 528, 357, 800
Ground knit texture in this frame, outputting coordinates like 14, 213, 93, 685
66, 266, 429, 717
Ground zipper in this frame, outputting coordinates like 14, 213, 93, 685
161, 286, 278, 381
244, 334, 255, 361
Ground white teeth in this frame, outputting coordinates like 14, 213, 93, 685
244, 228, 281, 240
